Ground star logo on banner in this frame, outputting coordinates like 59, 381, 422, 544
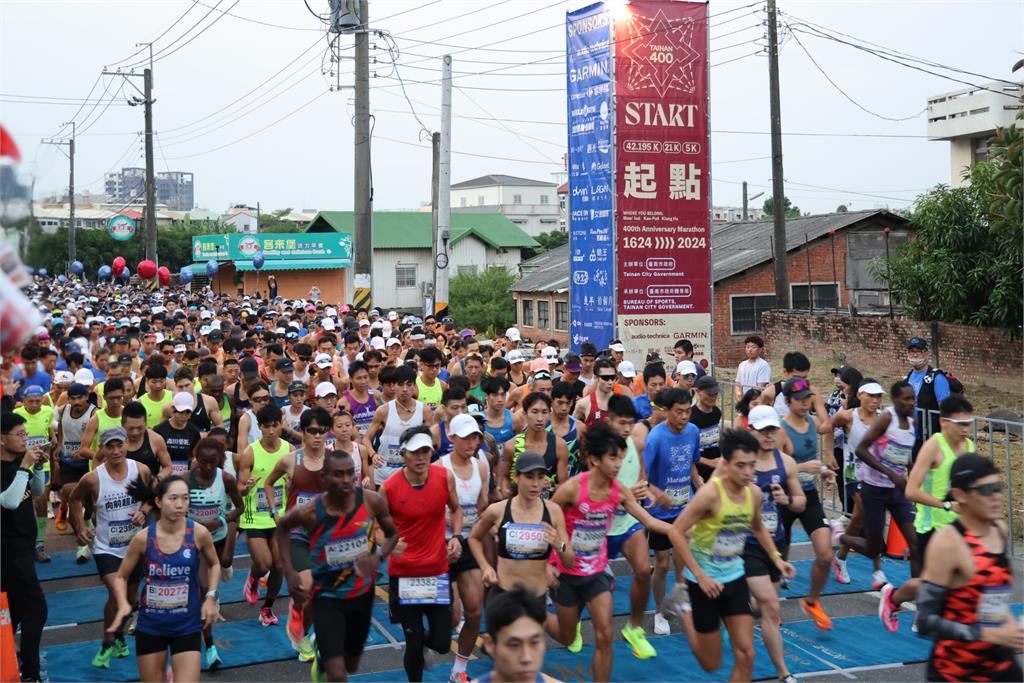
620, 8, 699, 98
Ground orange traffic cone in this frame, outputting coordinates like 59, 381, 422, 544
0, 592, 21, 683
885, 520, 909, 560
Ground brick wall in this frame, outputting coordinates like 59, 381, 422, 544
761, 310, 1022, 393
714, 232, 848, 366
513, 291, 570, 346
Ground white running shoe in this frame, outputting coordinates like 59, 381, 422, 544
832, 556, 851, 584
653, 613, 670, 635
871, 570, 888, 591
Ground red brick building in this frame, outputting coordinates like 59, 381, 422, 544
510, 209, 911, 364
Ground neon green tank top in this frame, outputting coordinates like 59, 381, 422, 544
915, 433, 973, 534
683, 477, 752, 583
610, 439, 641, 536
92, 410, 124, 449
415, 376, 443, 409
139, 390, 172, 428
13, 406, 54, 476
241, 439, 289, 530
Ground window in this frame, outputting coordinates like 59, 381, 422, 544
555, 301, 569, 330
537, 300, 550, 329
512, 194, 523, 204
522, 299, 533, 327
459, 197, 467, 207
540, 195, 550, 204
395, 264, 417, 289
477, 195, 485, 206
791, 283, 839, 310
730, 294, 776, 334
457, 265, 477, 277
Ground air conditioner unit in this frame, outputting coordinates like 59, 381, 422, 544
421, 281, 434, 297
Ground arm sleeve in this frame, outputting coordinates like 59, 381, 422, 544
29, 467, 46, 497
917, 580, 982, 642
0, 470, 30, 510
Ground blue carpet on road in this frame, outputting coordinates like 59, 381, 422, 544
38, 548, 250, 582
779, 554, 911, 600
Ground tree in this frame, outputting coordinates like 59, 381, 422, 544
533, 229, 569, 252
762, 196, 801, 218
449, 267, 517, 336
868, 123, 1022, 334
259, 208, 295, 233
836, 204, 849, 213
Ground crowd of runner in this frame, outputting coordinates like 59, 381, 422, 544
0, 279, 1021, 683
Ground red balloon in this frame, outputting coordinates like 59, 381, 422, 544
137, 260, 157, 279
112, 256, 126, 278
157, 266, 171, 287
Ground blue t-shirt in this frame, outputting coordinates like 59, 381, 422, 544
643, 421, 700, 520
19, 370, 52, 397
907, 367, 950, 407
633, 394, 653, 420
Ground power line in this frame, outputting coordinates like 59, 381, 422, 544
193, 0, 321, 30
123, 0, 239, 69
455, 86, 560, 163
374, 134, 562, 166
106, 1, 200, 66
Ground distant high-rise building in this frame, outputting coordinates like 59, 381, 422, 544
104, 167, 194, 210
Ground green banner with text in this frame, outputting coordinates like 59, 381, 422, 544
192, 233, 352, 261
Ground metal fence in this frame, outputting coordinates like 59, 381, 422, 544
711, 379, 1023, 558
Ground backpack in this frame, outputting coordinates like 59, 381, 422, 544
906, 367, 965, 439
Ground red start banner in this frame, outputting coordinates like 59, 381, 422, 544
613, 0, 711, 366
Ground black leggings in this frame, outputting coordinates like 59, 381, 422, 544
388, 577, 451, 681
1, 544, 47, 680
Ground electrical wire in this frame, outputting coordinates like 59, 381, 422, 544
192, 0, 321, 31
374, 134, 563, 166
106, 1, 200, 67
77, 135, 142, 190
455, 87, 560, 163
378, 32, 432, 140
123, 0, 239, 70
77, 81, 128, 137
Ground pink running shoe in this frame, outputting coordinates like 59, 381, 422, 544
878, 583, 899, 633
243, 570, 259, 605
286, 599, 304, 647
259, 606, 279, 626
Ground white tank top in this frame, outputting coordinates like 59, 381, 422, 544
772, 391, 789, 418
94, 460, 142, 558
60, 404, 96, 462
244, 409, 261, 446
846, 408, 873, 482
374, 400, 424, 485
440, 453, 486, 538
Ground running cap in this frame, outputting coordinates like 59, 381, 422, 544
53, 370, 75, 385
947, 453, 998, 498
370, 337, 386, 351
172, 392, 196, 412
388, 311, 398, 321
506, 349, 525, 364
541, 347, 559, 364
314, 353, 333, 369
315, 381, 337, 397
449, 413, 482, 438
275, 358, 294, 372
748, 405, 782, 430
23, 385, 45, 398
857, 382, 885, 395
514, 451, 548, 474
609, 342, 625, 353
616, 360, 637, 378
694, 375, 719, 395
74, 368, 95, 386
288, 381, 307, 394
563, 353, 582, 373
66, 383, 89, 397
505, 327, 521, 342
358, 319, 370, 327
783, 377, 813, 399
675, 360, 698, 377
99, 426, 127, 445
386, 337, 402, 348
400, 431, 434, 453
529, 358, 549, 373
321, 318, 336, 331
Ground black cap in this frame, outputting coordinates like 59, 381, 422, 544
240, 357, 260, 377
514, 451, 548, 474
117, 353, 133, 365
275, 358, 294, 371
783, 377, 813, 399
115, 335, 129, 345
207, 330, 223, 341
694, 375, 720, 395
907, 336, 928, 350
947, 453, 998, 498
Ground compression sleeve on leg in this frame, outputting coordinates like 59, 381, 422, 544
917, 580, 982, 642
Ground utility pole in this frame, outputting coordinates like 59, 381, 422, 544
767, 0, 789, 308
143, 67, 157, 264
434, 54, 452, 319
41, 122, 75, 272
352, 0, 373, 310
742, 181, 748, 221
431, 131, 440, 314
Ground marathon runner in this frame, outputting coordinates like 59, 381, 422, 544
431, 388, 468, 460
155, 392, 203, 476
574, 359, 615, 425
339, 360, 377, 438
123, 399, 174, 479
138, 364, 173, 428
482, 377, 522, 453
364, 365, 429, 488
549, 382, 584, 478
499, 393, 567, 500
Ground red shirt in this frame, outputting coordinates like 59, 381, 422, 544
382, 464, 450, 577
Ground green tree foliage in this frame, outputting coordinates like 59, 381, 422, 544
259, 208, 295, 233
870, 124, 1022, 333
836, 204, 849, 213
763, 196, 801, 218
533, 229, 569, 252
449, 267, 516, 336
25, 221, 226, 276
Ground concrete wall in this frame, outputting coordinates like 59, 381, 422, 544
760, 310, 1022, 394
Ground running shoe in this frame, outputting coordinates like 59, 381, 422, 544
448, 671, 469, 683
243, 570, 260, 604
878, 583, 899, 633
287, 599, 305, 648
653, 613, 670, 635
205, 645, 222, 671
781, 675, 798, 683
55, 505, 69, 532
259, 606, 279, 626
34, 544, 50, 563
298, 636, 316, 663
662, 583, 692, 620
620, 624, 657, 659
832, 556, 851, 584
871, 570, 888, 591
311, 656, 327, 683
221, 565, 234, 583
91, 643, 114, 668
829, 518, 846, 548
800, 599, 833, 631
112, 637, 130, 658
75, 544, 91, 564
567, 622, 583, 654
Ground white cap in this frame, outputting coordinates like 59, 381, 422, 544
199, 310, 212, 320
370, 321, 383, 330
315, 381, 338, 397
172, 391, 196, 412
314, 353, 333, 369
401, 431, 434, 453
749, 405, 782, 430
617, 360, 637, 378
387, 311, 398, 321
541, 347, 558, 364
174, 343, 186, 353
54, 370, 75, 385
324, 307, 337, 318
129, 315, 141, 325
386, 337, 402, 348
321, 318, 336, 331
358, 319, 370, 327
73, 368, 95, 386
858, 382, 885, 395
609, 342, 625, 353
507, 349, 525, 364
370, 337, 386, 351
676, 360, 698, 377
449, 413, 482, 438
505, 327, 521, 342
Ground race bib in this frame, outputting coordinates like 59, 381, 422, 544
762, 511, 778, 533
504, 523, 548, 559
296, 491, 321, 508
461, 503, 479, 528
711, 530, 746, 561
385, 443, 403, 467
256, 485, 284, 514
28, 435, 47, 448
171, 460, 189, 476
571, 522, 606, 556
665, 486, 690, 507
700, 425, 720, 449
146, 581, 189, 611
324, 533, 369, 568
108, 519, 136, 548
189, 503, 220, 523
975, 585, 1011, 627
398, 573, 450, 605
881, 442, 912, 467
61, 440, 81, 463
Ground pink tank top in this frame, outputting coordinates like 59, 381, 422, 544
555, 471, 620, 576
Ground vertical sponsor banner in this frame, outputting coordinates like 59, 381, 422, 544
566, 3, 615, 353
614, 1, 712, 368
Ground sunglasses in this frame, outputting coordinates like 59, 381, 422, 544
598, 374, 617, 381
966, 482, 1002, 496
251, 395, 270, 403
942, 417, 973, 426
304, 427, 329, 436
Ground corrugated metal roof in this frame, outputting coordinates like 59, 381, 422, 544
304, 211, 539, 250
510, 243, 571, 292
451, 174, 556, 190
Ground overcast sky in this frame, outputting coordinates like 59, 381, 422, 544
2, 0, 1021, 216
